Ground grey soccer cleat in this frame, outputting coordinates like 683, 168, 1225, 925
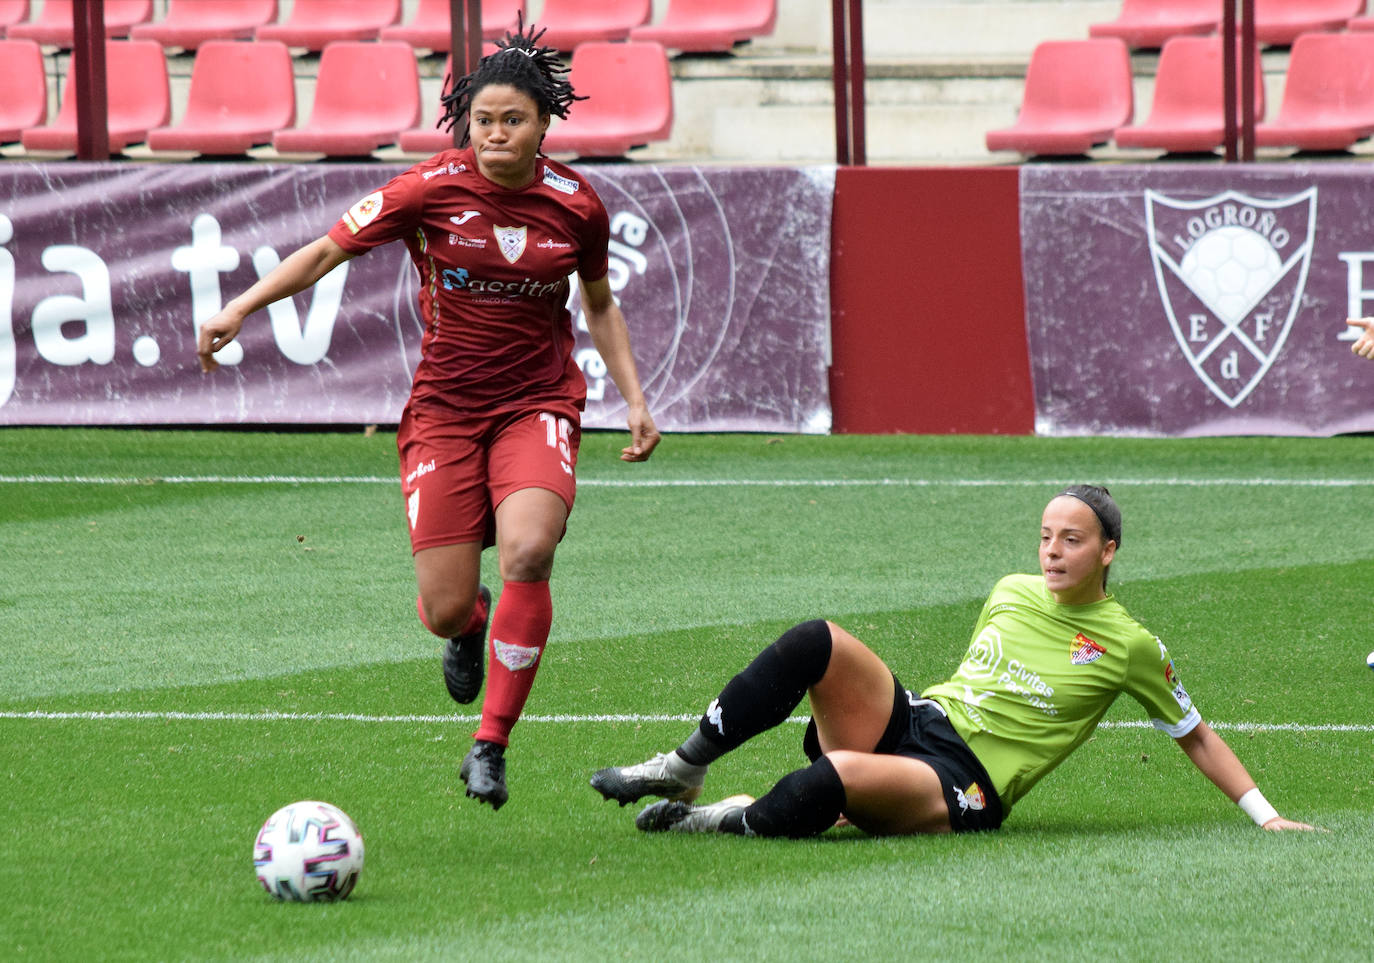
442, 584, 491, 704
590, 751, 707, 806
634, 794, 756, 834
460, 739, 508, 810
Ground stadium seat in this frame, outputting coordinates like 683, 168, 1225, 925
984, 38, 1133, 156
1088, 0, 1221, 49
21, 38, 169, 152
272, 40, 420, 156
9, 0, 152, 44
0, 38, 45, 141
1115, 36, 1264, 153
146, 40, 294, 155
380, 0, 522, 49
629, 0, 776, 53
131, 0, 278, 50
255, 0, 400, 51
1255, 31, 1374, 151
0, 1, 30, 37
535, 0, 652, 52
540, 40, 672, 157
1253, 0, 1365, 47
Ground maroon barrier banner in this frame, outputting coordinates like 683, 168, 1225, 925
1021, 164, 1374, 437
0, 163, 833, 431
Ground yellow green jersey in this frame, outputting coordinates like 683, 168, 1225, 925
922, 574, 1200, 812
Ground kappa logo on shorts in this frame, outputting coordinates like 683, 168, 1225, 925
407, 490, 420, 530
1144, 187, 1317, 408
494, 225, 527, 264
953, 782, 987, 814
1070, 632, 1106, 665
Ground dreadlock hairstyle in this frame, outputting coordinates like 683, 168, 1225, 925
437, 16, 585, 147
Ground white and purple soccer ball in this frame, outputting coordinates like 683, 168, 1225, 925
254, 800, 364, 902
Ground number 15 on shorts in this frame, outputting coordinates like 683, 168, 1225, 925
540, 412, 574, 476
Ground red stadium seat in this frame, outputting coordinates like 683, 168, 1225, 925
1253, 0, 1365, 47
0, 0, 30, 37
9, 0, 152, 44
147, 40, 294, 155
535, 0, 651, 52
1350, 16, 1374, 31
1088, 0, 1221, 50
985, 39, 1133, 156
380, 0, 522, 49
131, 0, 278, 51
1115, 36, 1264, 153
21, 38, 169, 152
629, 0, 776, 53
255, 0, 400, 51
1255, 31, 1374, 151
272, 40, 420, 156
0, 38, 45, 141
541, 40, 672, 157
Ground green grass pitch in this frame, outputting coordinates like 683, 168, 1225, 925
2, 429, 1372, 960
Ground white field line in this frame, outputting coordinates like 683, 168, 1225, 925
1, 475, 1372, 488
1, 709, 1369, 733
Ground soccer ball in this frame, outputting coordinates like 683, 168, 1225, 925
254, 800, 364, 902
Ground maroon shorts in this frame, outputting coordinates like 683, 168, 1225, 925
397, 404, 581, 553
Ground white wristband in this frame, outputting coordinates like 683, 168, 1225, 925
1238, 787, 1279, 827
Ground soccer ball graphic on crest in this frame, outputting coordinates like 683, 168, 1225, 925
1177, 225, 1282, 325
254, 800, 364, 902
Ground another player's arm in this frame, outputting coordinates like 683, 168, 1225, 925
579, 274, 661, 462
1345, 318, 1374, 359
197, 235, 355, 372
1174, 721, 1314, 831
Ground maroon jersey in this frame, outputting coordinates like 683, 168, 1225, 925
328, 148, 610, 417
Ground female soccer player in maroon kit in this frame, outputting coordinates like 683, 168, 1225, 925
197, 24, 661, 810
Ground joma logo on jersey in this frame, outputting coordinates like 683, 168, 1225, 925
1144, 187, 1317, 408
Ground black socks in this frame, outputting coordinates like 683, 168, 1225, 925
676, 619, 834, 766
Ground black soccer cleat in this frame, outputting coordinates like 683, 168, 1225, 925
442, 584, 491, 704
460, 739, 508, 810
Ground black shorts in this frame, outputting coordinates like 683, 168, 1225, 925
802, 675, 1004, 833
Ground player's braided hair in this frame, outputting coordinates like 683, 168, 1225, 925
437, 16, 585, 147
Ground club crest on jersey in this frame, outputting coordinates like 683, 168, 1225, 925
1070, 632, 1106, 665
953, 782, 986, 814
494, 225, 527, 264
1144, 187, 1316, 408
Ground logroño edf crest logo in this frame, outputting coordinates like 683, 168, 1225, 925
1144, 188, 1316, 408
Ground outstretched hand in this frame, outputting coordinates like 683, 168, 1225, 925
621, 405, 661, 462
196, 311, 243, 373
1346, 318, 1374, 359
1262, 816, 1320, 832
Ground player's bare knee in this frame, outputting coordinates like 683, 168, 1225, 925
422, 593, 477, 638
497, 539, 557, 582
